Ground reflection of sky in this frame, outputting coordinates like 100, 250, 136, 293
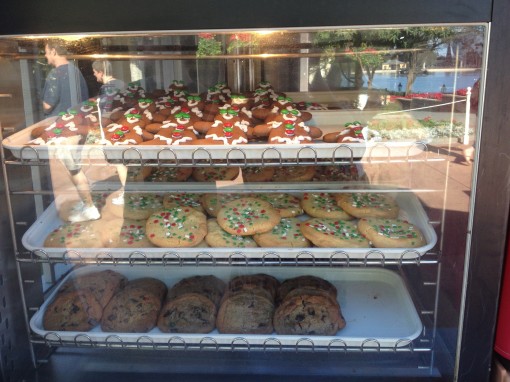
369, 71, 480, 93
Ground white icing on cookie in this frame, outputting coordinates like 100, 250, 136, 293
205, 134, 247, 145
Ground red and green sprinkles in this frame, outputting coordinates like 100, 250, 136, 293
149, 209, 197, 242
47, 223, 99, 246
269, 218, 303, 240
370, 219, 419, 240
198, 168, 230, 181
350, 193, 394, 209
305, 219, 365, 242
217, 229, 255, 247
125, 194, 163, 210
164, 193, 202, 209
253, 193, 301, 214
119, 223, 147, 245
222, 200, 271, 234
304, 192, 345, 213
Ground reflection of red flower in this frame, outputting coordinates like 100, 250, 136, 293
230, 33, 251, 42
198, 33, 215, 39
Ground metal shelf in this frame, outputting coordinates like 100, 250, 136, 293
16, 250, 441, 267
30, 333, 432, 353
3, 141, 441, 167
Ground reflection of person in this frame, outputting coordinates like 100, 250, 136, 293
441, 84, 447, 93
42, 39, 99, 222
92, 60, 126, 111
461, 79, 480, 165
92, 60, 128, 205
42, 39, 89, 117
470, 79, 480, 109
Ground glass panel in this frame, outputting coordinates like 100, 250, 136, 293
0, 24, 487, 380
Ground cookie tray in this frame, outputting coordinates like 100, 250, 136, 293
3, 118, 427, 162
21, 191, 437, 261
30, 265, 423, 350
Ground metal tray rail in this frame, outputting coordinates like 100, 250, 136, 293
30, 333, 432, 353
17, 249, 441, 266
3, 141, 442, 167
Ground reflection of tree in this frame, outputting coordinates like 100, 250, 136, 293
378, 27, 453, 95
310, 31, 355, 90
346, 44, 385, 89
310, 27, 464, 95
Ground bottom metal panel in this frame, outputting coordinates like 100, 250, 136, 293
24, 347, 446, 382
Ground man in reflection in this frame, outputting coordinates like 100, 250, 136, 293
92, 60, 126, 110
42, 39, 89, 117
42, 39, 100, 222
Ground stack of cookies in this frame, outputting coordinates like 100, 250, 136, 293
100, 277, 167, 332
216, 274, 280, 334
274, 275, 346, 335
157, 275, 226, 333
43, 270, 127, 331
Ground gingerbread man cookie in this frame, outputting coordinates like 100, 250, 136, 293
195, 108, 252, 145
139, 124, 198, 145
323, 121, 380, 143
253, 107, 321, 141
100, 123, 147, 145
29, 110, 89, 145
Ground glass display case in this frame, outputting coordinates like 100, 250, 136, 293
0, 1, 509, 381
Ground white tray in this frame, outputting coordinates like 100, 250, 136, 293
2, 117, 427, 162
30, 265, 423, 349
21, 192, 437, 261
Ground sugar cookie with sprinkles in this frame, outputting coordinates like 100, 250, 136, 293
101, 218, 155, 248
217, 197, 281, 236
242, 166, 275, 182
253, 217, 311, 248
107, 192, 164, 220
44, 220, 104, 248
145, 167, 193, 182
301, 192, 353, 220
192, 167, 240, 182
146, 207, 207, 247
250, 193, 303, 218
357, 217, 426, 248
272, 165, 316, 182
335, 192, 399, 219
300, 218, 369, 248
200, 193, 243, 217
205, 219, 258, 248
163, 193, 205, 213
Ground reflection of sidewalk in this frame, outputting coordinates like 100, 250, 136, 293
405, 141, 474, 315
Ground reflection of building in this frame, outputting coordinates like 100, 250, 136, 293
381, 59, 407, 70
